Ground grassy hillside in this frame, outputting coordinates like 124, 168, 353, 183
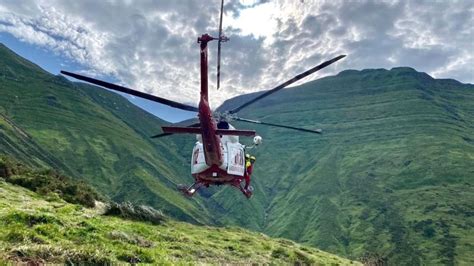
208, 68, 474, 264
0, 113, 75, 172
0, 179, 358, 264
0, 43, 217, 224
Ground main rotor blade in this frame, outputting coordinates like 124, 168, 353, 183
150, 132, 174, 139
61, 71, 199, 112
234, 117, 322, 134
228, 55, 346, 114
217, 0, 224, 90
217, 41, 221, 90
150, 122, 201, 138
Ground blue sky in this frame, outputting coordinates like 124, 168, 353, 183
1, 0, 472, 122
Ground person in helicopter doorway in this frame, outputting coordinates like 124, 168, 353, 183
243, 153, 256, 197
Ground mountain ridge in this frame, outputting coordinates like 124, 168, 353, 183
206, 62, 474, 264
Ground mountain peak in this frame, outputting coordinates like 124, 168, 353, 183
390, 66, 417, 72
335, 66, 435, 83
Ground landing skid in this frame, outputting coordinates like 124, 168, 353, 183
177, 181, 253, 199
239, 185, 253, 199
177, 182, 204, 197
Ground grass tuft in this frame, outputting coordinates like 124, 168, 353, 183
8, 245, 112, 264
271, 247, 291, 259
104, 201, 166, 225
3, 211, 62, 227
108, 230, 154, 248
117, 248, 155, 263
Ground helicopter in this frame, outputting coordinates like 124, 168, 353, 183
60, 0, 345, 199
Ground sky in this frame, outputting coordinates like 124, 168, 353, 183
0, 0, 473, 122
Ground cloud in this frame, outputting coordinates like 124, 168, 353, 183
0, 0, 472, 109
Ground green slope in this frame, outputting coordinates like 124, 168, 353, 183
0, 113, 75, 172
0, 180, 358, 264
207, 68, 474, 264
0, 43, 211, 224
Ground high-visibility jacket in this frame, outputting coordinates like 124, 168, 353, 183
245, 160, 253, 175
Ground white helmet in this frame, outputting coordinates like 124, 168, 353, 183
253, 135, 263, 145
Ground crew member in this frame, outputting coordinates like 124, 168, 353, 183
244, 154, 256, 193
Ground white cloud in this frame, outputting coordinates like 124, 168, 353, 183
226, 1, 277, 44
0, 0, 472, 110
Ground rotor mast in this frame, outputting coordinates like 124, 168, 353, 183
194, 0, 229, 167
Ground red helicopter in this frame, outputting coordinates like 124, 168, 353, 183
60, 0, 345, 198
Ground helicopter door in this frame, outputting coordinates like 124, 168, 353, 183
226, 142, 245, 176
191, 142, 209, 174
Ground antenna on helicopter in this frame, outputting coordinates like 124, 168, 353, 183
217, 0, 228, 90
